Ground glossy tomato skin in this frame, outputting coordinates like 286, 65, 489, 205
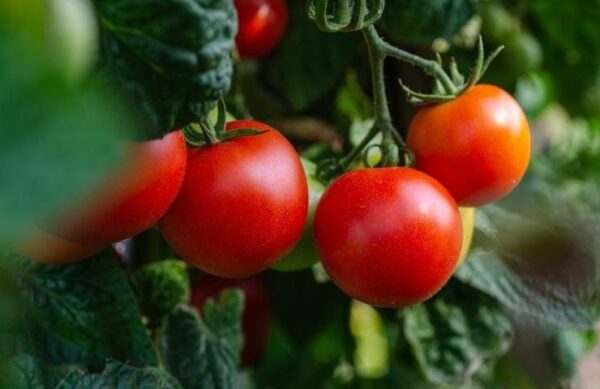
191, 276, 270, 367
407, 84, 531, 206
159, 120, 308, 278
314, 167, 462, 308
234, 0, 288, 58
271, 158, 325, 272
51, 131, 187, 246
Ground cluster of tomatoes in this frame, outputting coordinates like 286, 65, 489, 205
15, 0, 531, 365
316, 85, 531, 307
20, 86, 530, 307
18, 0, 531, 345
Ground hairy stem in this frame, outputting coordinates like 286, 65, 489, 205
364, 25, 457, 94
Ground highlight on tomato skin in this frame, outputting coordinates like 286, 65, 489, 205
313, 167, 463, 308
159, 120, 309, 278
234, 0, 288, 58
190, 275, 271, 367
48, 131, 188, 247
407, 84, 532, 207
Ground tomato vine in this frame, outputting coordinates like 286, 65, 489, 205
312, 0, 504, 183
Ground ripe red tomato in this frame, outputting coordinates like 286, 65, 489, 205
407, 84, 531, 206
314, 167, 462, 308
159, 120, 308, 278
17, 226, 102, 264
191, 275, 270, 367
50, 131, 187, 246
234, 0, 288, 58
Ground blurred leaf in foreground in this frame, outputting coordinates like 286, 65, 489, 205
0, 20, 135, 245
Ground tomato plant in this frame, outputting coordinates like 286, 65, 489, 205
235, 0, 288, 58
3, 0, 598, 387
159, 120, 308, 278
191, 275, 270, 367
314, 167, 462, 307
407, 84, 532, 206
49, 131, 187, 246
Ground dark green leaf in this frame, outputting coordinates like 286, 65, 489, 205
160, 291, 244, 389
3, 354, 79, 388
58, 360, 181, 389
94, 0, 237, 137
15, 250, 156, 366
379, 0, 476, 45
4, 354, 46, 389
401, 280, 513, 386
263, 2, 359, 111
131, 260, 190, 326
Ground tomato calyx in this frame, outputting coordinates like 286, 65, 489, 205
399, 37, 505, 105
183, 100, 266, 147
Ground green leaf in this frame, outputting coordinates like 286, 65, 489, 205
160, 291, 244, 389
263, 2, 360, 111
131, 259, 190, 326
15, 250, 156, 366
379, 0, 476, 45
0, 260, 25, 364
455, 205, 600, 328
58, 360, 181, 388
94, 0, 237, 137
0, 34, 134, 244
4, 354, 46, 389
401, 280, 513, 387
